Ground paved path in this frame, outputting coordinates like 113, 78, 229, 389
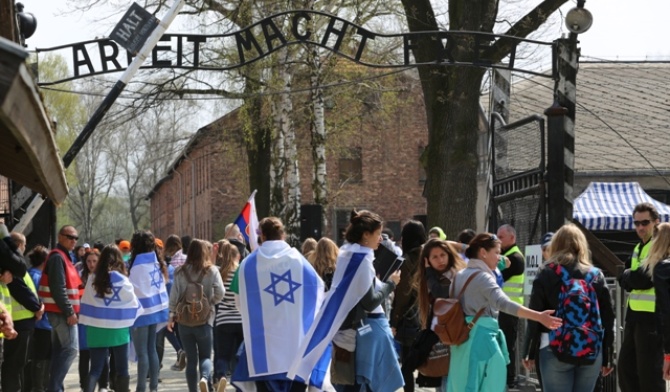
62, 348, 444, 392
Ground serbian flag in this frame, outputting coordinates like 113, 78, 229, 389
234, 190, 260, 251
287, 243, 375, 383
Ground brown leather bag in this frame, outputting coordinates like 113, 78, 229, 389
432, 271, 485, 346
417, 340, 450, 377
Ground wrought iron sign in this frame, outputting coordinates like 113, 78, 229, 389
36, 10, 555, 86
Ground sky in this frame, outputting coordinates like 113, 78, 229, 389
24, 0, 670, 60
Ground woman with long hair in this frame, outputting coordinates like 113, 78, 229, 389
390, 221, 428, 391
77, 249, 110, 392
327, 210, 403, 392
79, 245, 140, 392
447, 233, 562, 392
128, 231, 169, 392
523, 224, 614, 392
212, 239, 243, 389
642, 222, 670, 380
307, 237, 339, 291
168, 239, 225, 392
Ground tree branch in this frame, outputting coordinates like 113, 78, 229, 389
488, 0, 568, 64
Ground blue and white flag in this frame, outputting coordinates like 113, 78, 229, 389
237, 240, 324, 380
287, 243, 375, 382
79, 271, 143, 328
128, 252, 169, 327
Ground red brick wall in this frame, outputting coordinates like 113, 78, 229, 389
149, 75, 428, 242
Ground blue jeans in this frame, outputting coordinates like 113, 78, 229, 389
180, 324, 213, 392
539, 346, 602, 392
132, 324, 159, 392
87, 344, 129, 392
47, 313, 78, 392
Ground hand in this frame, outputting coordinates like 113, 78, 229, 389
664, 358, 670, 380
389, 269, 401, 285
66, 314, 78, 326
601, 366, 614, 377
522, 358, 535, 371
504, 256, 511, 269
391, 327, 396, 337
35, 303, 44, 321
539, 309, 562, 330
167, 320, 175, 333
0, 271, 12, 284
2, 327, 17, 340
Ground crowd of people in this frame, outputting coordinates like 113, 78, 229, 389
0, 201, 668, 392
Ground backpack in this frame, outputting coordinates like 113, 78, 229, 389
548, 262, 604, 364
432, 271, 485, 346
175, 267, 211, 327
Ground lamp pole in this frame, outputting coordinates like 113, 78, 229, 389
546, 1, 592, 231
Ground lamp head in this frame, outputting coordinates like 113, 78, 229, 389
565, 6, 593, 34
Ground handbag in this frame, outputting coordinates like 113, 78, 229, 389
417, 340, 450, 377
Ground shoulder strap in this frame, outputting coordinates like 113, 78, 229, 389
454, 271, 481, 300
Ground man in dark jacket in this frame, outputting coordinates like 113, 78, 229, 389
40, 225, 81, 392
3, 231, 43, 392
618, 203, 665, 392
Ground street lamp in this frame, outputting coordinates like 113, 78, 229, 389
565, 0, 593, 34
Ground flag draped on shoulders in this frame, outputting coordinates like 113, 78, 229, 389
79, 271, 143, 328
235, 240, 324, 384
287, 243, 375, 383
129, 252, 169, 327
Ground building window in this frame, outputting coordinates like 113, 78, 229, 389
339, 148, 362, 184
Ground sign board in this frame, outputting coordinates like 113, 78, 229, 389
109, 3, 159, 55
524, 244, 542, 295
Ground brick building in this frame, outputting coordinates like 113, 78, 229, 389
148, 71, 431, 243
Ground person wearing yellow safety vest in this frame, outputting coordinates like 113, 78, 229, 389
618, 202, 665, 392
496, 224, 525, 389
3, 231, 44, 392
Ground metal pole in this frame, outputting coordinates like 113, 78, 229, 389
13, 0, 186, 233
545, 38, 579, 231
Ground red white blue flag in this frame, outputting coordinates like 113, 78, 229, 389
234, 190, 260, 251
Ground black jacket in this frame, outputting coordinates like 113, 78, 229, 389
0, 237, 27, 278
523, 262, 614, 366
653, 260, 670, 354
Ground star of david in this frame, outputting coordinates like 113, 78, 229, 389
103, 285, 123, 306
263, 270, 302, 306
150, 265, 164, 289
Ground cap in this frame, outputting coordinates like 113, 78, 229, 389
119, 240, 131, 251
83, 243, 91, 249
428, 227, 447, 241
541, 232, 554, 249
154, 238, 164, 248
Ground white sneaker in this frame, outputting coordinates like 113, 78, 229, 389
99, 389, 109, 392
217, 377, 227, 392
199, 377, 208, 392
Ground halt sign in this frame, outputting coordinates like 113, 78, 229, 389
524, 244, 542, 295
109, 2, 159, 55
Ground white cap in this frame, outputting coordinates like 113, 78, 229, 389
83, 243, 91, 248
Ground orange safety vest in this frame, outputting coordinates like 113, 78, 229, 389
38, 249, 82, 313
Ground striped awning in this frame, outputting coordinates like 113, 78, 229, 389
573, 182, 670, 231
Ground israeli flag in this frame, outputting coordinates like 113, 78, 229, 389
79, 271, 143, 328
128, 252, 169, 327
238, 241, 324, 379
287, 243, 375, 382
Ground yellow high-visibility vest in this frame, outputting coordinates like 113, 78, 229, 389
10, 274, 38, 322
503, 245, 525, 305
628, 241, 655, 312
0, 283, 12, 338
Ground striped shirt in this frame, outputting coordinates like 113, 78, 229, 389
214, 269, 241, 326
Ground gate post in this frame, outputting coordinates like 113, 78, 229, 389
546, 38, 579, 231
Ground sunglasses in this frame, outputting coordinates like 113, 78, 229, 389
633, 220, 651, 227
62, 234, 79, 241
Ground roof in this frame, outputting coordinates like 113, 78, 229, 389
482, 62, 670, 175
574, 182, 670, 230
0, 37, 68, 203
